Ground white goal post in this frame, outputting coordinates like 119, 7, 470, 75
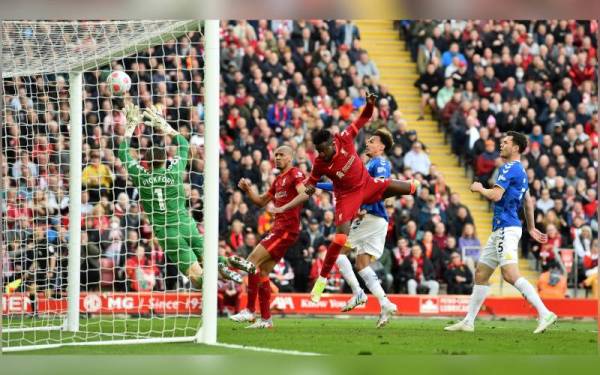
0, 20, 219, 352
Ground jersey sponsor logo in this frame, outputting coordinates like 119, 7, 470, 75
274, 191, 288, 200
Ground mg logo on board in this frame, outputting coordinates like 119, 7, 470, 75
83, 294, 102, 313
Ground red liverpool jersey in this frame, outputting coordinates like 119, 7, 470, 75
307, 102, 374, 196
267, 166, 305, 234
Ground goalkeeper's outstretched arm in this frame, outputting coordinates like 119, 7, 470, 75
119, 104, 146, 184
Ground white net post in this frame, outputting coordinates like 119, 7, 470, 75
197, 19, 218, 345
66, 71, 82, 333
1, 20, 217, 352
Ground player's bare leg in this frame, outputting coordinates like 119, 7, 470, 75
445, 262, 495, 332
311, 222, 351, 303
501, 264, 557, 333
381, 179, 419, 199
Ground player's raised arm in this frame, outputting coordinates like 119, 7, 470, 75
523, 190, 548, 244
118, 104, 146, 184
345, 91, 377, 139
238, 178, 271, 207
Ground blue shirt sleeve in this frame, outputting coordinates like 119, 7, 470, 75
495, 163, 514, 190
316, 182, 333, 191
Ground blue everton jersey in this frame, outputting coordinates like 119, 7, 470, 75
361, 156, 391, 221
492, 160, 528, 231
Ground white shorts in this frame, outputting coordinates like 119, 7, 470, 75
479, 226, 522, 269
347, 213, 388, 259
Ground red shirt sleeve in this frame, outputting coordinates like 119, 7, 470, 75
294, 169, 306, 188
307, 164, 321, 186
342, 101, 374, 141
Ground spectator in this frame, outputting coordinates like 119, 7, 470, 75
441, 42, 467, 68
417, 37, 441, 75
582, 239, 598, 298
415, 62, 444, 120
444, 252, 473, 295
403, 141, 431, 177
82, 150, 113, 203
475, 139, 500, 186
436, 77, 455, 110
355, 51, 380, 81
400, 245, 439, 295
537, 266, 568, 299
458, 223, 481, 255
270, 258, 295, 292
125, 245, 158, 292
218, 279, 242, 316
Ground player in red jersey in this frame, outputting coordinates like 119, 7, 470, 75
229, 145, 308, 328
286, 92, 419, 302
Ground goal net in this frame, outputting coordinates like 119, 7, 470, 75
1, 20, 220, 352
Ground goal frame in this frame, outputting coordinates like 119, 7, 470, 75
0, 19, 220, 352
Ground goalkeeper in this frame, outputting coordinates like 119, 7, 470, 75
118, 104, 254, 288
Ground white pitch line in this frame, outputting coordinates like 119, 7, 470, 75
210, 342, 322, 356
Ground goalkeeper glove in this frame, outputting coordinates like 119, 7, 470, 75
143, 105, 178, 136
122, 103, 141, 137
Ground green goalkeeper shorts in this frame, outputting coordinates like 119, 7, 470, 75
154, 215, 204, 275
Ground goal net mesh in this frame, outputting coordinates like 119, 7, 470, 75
1, 20, 207, 351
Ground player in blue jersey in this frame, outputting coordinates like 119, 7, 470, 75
317, 128, 398, 328
445, 131, 557, 334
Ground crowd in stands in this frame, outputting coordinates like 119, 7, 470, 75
402, 19, 598, 297
1, 20, 597, 315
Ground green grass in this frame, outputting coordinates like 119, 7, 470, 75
4, 316, 596, 355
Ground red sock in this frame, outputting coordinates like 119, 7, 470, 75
258, 276, 272, 320
246, 272, 260, 313
319, 233, 347, 278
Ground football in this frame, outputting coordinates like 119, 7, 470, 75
106, 70, 131, 95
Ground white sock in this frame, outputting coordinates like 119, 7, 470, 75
464, 284, 489, 325
358, 266, 389, 306
336, 255, 362, 295
513, 277, 550, 318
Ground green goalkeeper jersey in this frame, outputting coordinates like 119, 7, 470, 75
118, 134, 190, 226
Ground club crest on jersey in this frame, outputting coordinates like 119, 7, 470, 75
340, 148, 348, 156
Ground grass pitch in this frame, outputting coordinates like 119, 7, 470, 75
4, 316, 596, 355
